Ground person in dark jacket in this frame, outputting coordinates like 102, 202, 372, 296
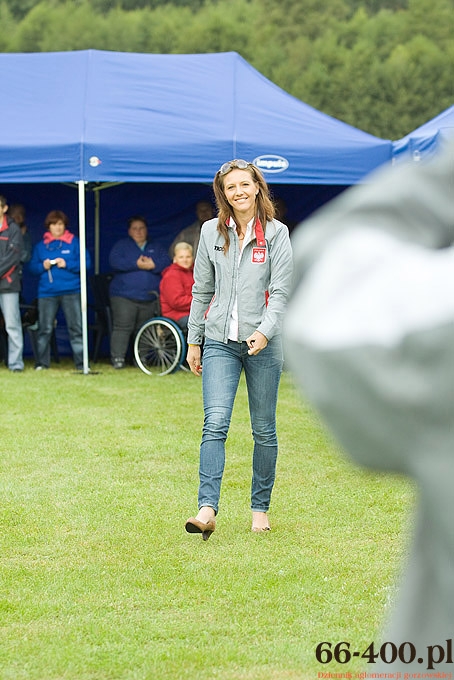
108, 215, 170, 369
168, 200, 215, 259
0, 194, 24, 371
29, 210, 91, 371
8, 203, 32, 264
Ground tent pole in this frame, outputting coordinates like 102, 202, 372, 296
91, 182, 123, 275
94, 189, 100, 274
78, 180, 90, 374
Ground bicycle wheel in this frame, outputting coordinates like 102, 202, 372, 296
134, 317, 185, 376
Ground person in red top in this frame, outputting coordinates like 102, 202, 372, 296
159, 242, 194, 333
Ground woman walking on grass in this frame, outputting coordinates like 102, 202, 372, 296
185, 159, 293, 540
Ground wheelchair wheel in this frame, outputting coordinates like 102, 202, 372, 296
134, 317, 186, 376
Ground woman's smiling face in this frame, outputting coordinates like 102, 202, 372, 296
222, 168, 258, 220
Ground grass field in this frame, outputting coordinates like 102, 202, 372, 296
0, 359, 415, 680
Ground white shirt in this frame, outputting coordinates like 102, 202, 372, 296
227, 216, 254, 341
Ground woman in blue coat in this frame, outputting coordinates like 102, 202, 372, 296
29, 210, 91, 370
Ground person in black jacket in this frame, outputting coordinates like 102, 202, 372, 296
9, 203, 32, 264
0, 194, 24, 371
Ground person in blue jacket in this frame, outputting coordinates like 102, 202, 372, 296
29, 210, 91, 371
108, 215, 170, 369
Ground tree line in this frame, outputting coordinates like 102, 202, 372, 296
1, 0, 452, 139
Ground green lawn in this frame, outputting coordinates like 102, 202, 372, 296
0, 359, 414, 680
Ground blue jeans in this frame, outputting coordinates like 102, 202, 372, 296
0, 292, 24, 370
37, 294, 83, 369
198, 336, 284, 514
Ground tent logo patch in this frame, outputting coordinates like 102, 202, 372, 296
253, 155, 289, 173
89, 156, 102, 167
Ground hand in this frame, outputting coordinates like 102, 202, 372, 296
55, 257, 66, 268
187, 345, 202, 376
43, 259, 52, 270
137, 255, 155, 270
246, 330, 268, 355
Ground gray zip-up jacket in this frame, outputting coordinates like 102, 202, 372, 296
284, 143, 454, 673
187, 217, 293, 345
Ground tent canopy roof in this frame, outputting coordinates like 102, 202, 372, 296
392, 105, 454, 162
1, 49, 391, 184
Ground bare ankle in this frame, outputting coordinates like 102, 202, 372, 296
197, 506, 216, 522
252, 511, 270, 530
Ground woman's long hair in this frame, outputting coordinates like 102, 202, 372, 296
213, 162, 275, 252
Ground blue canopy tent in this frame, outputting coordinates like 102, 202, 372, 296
0, 49, 392, 371
392, 105, 454, 163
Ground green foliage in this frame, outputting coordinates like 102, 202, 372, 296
4, 0, 208, 18
3, 0, 39, 19
171, 0, 258, 57
90, 0, 206, 10
0, 2, 16, 50
0, 0, 453, 138
260, 0, 350, 40
9, 1, 98, 51
347, 0, 409, 12
257, 0, 454, 138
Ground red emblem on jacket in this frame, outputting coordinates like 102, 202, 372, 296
251, 247, 266, 263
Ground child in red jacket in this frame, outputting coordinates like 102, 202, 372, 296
159, 242, 194, 332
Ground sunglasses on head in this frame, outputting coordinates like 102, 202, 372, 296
219, 159, 253, 175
